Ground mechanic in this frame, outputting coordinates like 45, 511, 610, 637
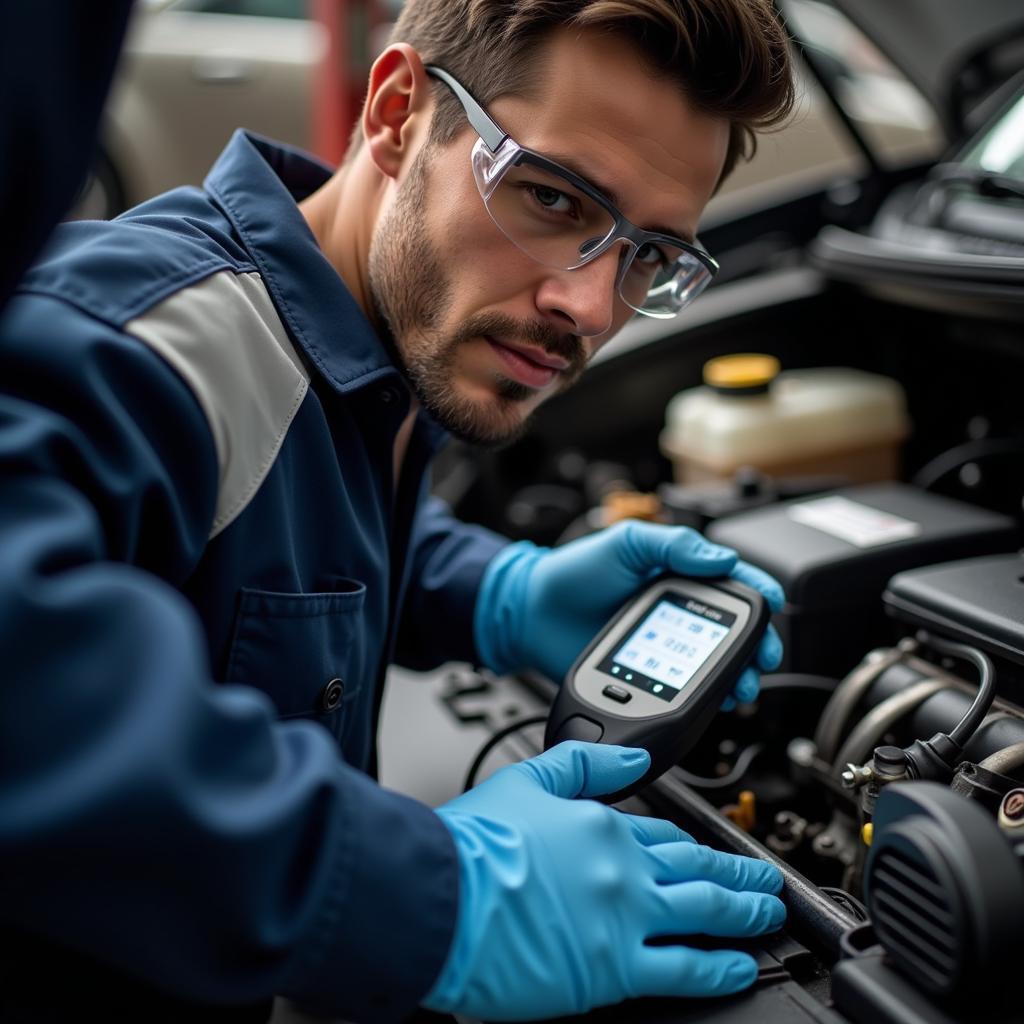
0, 1, 795, 1021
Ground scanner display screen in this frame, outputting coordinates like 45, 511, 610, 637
598, 595, 736, 702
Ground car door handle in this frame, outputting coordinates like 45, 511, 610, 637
192, 53, 254, 84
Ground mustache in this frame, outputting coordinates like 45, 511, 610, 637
453, 312, 586, 377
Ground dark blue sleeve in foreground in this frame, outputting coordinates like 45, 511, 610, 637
0, 0, 134, 310
0, 295, 458, 1020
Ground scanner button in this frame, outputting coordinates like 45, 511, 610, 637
602, 684, 632, 704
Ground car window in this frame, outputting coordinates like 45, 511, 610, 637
962, 89, 1024, 180
706, 1, 946, 220
780, 0, 944, 167
171, 0, 307, 18
708, 63, 865, 218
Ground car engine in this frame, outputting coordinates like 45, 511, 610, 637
404, 64, 1024, 1023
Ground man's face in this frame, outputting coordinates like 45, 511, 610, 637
368, 28, 729, 447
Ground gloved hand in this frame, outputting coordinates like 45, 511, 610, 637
474, 521, 784, 707
424, 741, 785, 1021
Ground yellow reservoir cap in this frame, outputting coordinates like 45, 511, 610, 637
861, 822, 874, 846
703, 354, 781, 392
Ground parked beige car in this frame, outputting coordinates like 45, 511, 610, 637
75, 0, 943, 223
76, 0, 324, 218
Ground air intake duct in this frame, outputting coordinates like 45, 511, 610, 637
864, 783, 1024, 1002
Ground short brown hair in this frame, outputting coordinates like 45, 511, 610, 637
385, 0, 794, 182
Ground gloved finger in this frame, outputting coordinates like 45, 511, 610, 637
649, 842, 784, 894
514, 741, 650, 799
667, 529, 738, 578
756, 624, 783, 672
622, 813, 695, 847
720, 693, 737, 712
614, 521, 737, 578
731, 666, 760, 705
633, 945, 758, 998
729, 560, 785, 613
658, 881, 786, 937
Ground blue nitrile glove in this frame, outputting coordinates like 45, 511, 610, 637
474, 521, 784, 706
424, 741, 785, 1021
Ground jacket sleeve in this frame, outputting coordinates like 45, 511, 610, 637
0, 293, 458, 1021
395, 493, 510, 670
0, 0, 133, 309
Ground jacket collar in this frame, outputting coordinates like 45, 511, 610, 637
204, 129, 402, 396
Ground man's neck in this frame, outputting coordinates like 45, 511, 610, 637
299, 157, 420, 489
298, 158, 384, 327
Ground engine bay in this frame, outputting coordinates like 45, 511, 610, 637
393, 86, 1024, 1016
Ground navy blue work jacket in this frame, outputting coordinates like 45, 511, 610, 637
0, 130, 508, 1022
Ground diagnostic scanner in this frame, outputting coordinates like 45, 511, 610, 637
544, 577, 771, 802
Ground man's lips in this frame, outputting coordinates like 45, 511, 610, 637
485, 336, 569, 389
495, 338, 570, 371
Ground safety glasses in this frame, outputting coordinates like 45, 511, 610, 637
426, 65, 719, 319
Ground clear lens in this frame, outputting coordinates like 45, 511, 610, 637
481, 156, 617, 270
619, 242, 714, 318
471, 138, 714, 318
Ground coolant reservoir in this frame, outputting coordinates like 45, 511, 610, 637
660, 355, 909, 485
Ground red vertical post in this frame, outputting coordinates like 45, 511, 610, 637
310, 0, 385, 166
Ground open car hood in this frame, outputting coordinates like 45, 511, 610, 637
821, 0, 1024, 138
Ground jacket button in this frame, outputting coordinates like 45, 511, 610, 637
319, 678, 344, 712
380, 387, 397, 404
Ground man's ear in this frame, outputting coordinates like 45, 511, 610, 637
362, 44, 433, 181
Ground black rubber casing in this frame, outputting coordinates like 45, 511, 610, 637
864, 782, 1024, 1003
544, 577, 770, 803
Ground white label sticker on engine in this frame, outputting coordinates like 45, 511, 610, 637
788, 496, 922, 548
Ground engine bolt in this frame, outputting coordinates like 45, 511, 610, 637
841, 763, 874, 789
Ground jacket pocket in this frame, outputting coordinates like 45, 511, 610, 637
225, 577, 367, 734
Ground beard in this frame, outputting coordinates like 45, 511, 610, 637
367, 145, 587, 447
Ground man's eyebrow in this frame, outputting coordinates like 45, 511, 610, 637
545, 150, 696, 244
546, 151, 622, 207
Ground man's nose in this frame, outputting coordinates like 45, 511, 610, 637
534, 244, 624, 339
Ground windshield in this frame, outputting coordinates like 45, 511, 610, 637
960, 90, 1024, 182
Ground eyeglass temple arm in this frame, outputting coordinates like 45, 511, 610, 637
425, 65, 508, 154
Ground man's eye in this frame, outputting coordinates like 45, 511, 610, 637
527, 183, 576, 216
634, 242, 672, 268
